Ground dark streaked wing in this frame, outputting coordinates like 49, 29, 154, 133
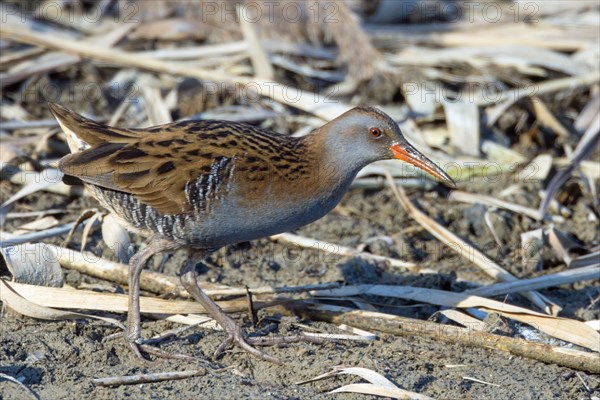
54, 105, 303, 215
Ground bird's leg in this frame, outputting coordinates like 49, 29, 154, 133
125, 237, 194, 362
180, 254, 328, 364
180, 255, 282, 364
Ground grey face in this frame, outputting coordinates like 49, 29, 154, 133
324, 106, 404, 164
325, 106, 456, 187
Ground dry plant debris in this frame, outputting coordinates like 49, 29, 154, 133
0, 1, 599, 398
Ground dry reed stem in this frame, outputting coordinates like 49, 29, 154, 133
476, 72, 600, 106
238, 6, 274, 80
295, 304, 600, 374
448, 190, 552, 221
1, 22, 350, 121
2, 279, 276, 315
467, 264, 600, 297
383, 170, 560, 315
313, 284, 599, 351
92, 369, 207, 387
270, 232, 416, 269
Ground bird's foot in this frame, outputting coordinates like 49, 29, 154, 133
215, 324, 282, 364
180, 259, 330, 365
108, 329, 199, 364
214, 320, 330, 365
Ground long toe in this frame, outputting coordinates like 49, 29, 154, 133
214, 328, 283, 365
123, 335, 199, 364
127, 340, 160, 365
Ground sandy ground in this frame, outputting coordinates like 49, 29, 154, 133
1, 174, 598, 399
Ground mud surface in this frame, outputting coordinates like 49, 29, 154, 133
1, 174, 598, 399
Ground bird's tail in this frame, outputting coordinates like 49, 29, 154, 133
48, 102, 141, 153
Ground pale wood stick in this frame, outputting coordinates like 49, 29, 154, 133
467, 264, 600, 297
0, 46, 45, 64
448, 190, 552, 221
0, 119, 58, 130
238, 6, 274, 80
475, 72, 599, 106
46, 244, 185, 296
133, 40, 334, 60
366, 23, 596, 52
462, 377, 501, 387
312, 284, 599, 351
4, 280, 266, 314
134, 41, 247, 60
270, 232, 416, 269
92, 369, 206, 387
203, 282, 340, 296
5, 209, 66, 219
1, 223, 78, 247
294, 304, 600, 374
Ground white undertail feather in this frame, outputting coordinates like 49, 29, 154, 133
54, 113, 90, 153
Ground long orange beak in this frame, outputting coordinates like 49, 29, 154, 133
391, 143, 456, 188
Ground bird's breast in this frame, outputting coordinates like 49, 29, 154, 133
184, 168, 355, 247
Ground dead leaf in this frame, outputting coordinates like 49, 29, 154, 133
0, 243, 63, 287
101, 214, 131, 264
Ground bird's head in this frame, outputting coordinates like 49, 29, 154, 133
320, 106, 456, 188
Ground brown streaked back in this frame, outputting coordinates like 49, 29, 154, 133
54, 104, 312, 215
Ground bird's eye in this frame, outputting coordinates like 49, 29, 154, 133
369, 127, 382, 138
